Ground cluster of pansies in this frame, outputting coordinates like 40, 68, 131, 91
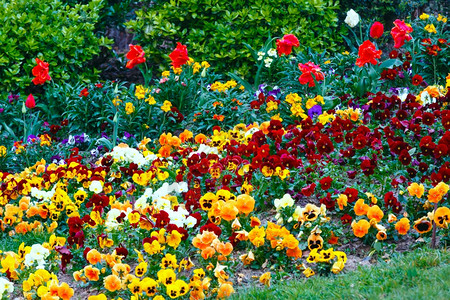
0, 9, 449, 300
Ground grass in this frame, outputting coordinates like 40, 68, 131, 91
231, 248, 450, 300
0, 230, 53, 252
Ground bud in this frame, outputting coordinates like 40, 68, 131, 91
22, 102, 27, 113
25, 94, 36, 109
201, 67, 207, 77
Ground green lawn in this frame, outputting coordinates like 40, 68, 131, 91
231, 248, 450, 300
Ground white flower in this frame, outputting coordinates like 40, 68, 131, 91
173, 182, 188, 193
185, 216, 198, 228
105, 208, 123, 231
24, 244, 50, 269
153, 197, 171, 210
89, 180, 103, 194
168, 210, 186, 227
344, 9, 360, 28
268, 48, 277, 57
274, 194, 295, 210
257, 51, 265, 60
264, 57, 273, 68
0, 277, 14, 296
398, 88, 409, 102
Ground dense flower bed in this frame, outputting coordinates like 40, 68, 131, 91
0, 10, 449, 300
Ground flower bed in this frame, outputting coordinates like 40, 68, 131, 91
0, 10, 449, 300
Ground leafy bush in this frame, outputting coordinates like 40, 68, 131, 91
125, 0, 345, 77
0, 0, 112, 93
339, 0, 429, 24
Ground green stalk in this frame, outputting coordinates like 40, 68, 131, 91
112, 112, 119, 148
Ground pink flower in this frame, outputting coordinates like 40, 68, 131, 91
391, 20, 413, 48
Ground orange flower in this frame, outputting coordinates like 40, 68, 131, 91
84, 265, 100, 281
367, 205, 384, 222
104, 274, 122, 292
259, 272, 271, 287
235, 194, 255, 215
250, 216, 261, 227
407, 182, 424, 198
376, 231, 387, 240
179, 129, 193, 143
328, 231, 339, 245
395, 217, 410, 235
194, 134, 208, 144
220, 201, 239, 221
201, 246, 216, 260
435, 182, 449, 196
286, 246, 302, 259
216, 242, 233, 256
354, 199, 369, 216
86, 249, 102, 265
158, 145, 172, 158
217, 283, 234, 298
57, 282, 74, 300
434, 206, 450, 228
351, 219, 370, 238
337, 194, 348, 210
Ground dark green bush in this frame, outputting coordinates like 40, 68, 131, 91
125, 0, 345, 77
339, 0, 429, 24
0, 0, 112, 93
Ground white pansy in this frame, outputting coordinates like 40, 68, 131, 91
105, 208, 123, 231
344, 9, 360, 28
173, 182, 188, 193
24, 244, 50, 269
134, 195, 149, 210
274, 193, 295, 210
189, 144, 219, 157
185, 216, 197, 228
0, 277, 14, 297
89, 180, 103, 194
153, 197, 171, 210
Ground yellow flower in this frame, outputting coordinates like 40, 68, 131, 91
324, 60, 331, 64
125, 102, 135, 114
145, 95, 156, 105
424, 24, 437, 34
162, 71, 170, 77
259, 272, 271, 287
112, 97, 122, 107
135, 85, 147, 99
342, 51, 349, 55
161, 100, 172, 112
166, 230, 183, 249
0, 145, 7, 157
201, 61, 210, 69
331, 260, 345, 274
303, 267, 315, 277
419, 13, 430, 20
407, 182, 425, 198
266, 100, 278, 113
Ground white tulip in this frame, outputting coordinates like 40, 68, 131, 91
344, 9, 360, 28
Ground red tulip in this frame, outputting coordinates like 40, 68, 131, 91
32, 58, 51, 85
26, 94, 36, 109
356, 40, 382, 67
370, 22, 384, 39
125, 44, 146, 69
169, 42, 189, 69
276, 34, 300, 56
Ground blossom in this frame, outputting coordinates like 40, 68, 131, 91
125, 102, 135, 114
25, 94, 36, 109
276, 34, 299, 56
351, 219, 370, 237
298, 62, 324, 87
126, 44, 146, 69
395, 217, 410, 235
32, 58, 51, 85
169, 42, 189, 69
344, 9, 360, 28
370, 21, 384, 39
356, 40, 382, 67
391, 19, 413, 48
424, 24, 437, 34
407, 182, 424, 198
104, 275, 122, 292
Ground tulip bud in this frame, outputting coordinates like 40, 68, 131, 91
25, 94, 36, 109
22, 102, 26, 113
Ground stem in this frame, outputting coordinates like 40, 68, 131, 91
112, 112, 119, 148
431, 202, 438, 249
432, 57, 436, 85
359, 21, 363, 44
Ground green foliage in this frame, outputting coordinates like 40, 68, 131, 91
125, 0, 345, 77
0, 0, 112, 93
63, 0, 134, 30
339, 0, 429, 24
231, 248, 450, 300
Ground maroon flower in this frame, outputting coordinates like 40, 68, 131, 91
319, 176, 333, 190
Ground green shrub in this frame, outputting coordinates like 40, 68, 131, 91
125, 0, 345, 77
0, 0, 112, 93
